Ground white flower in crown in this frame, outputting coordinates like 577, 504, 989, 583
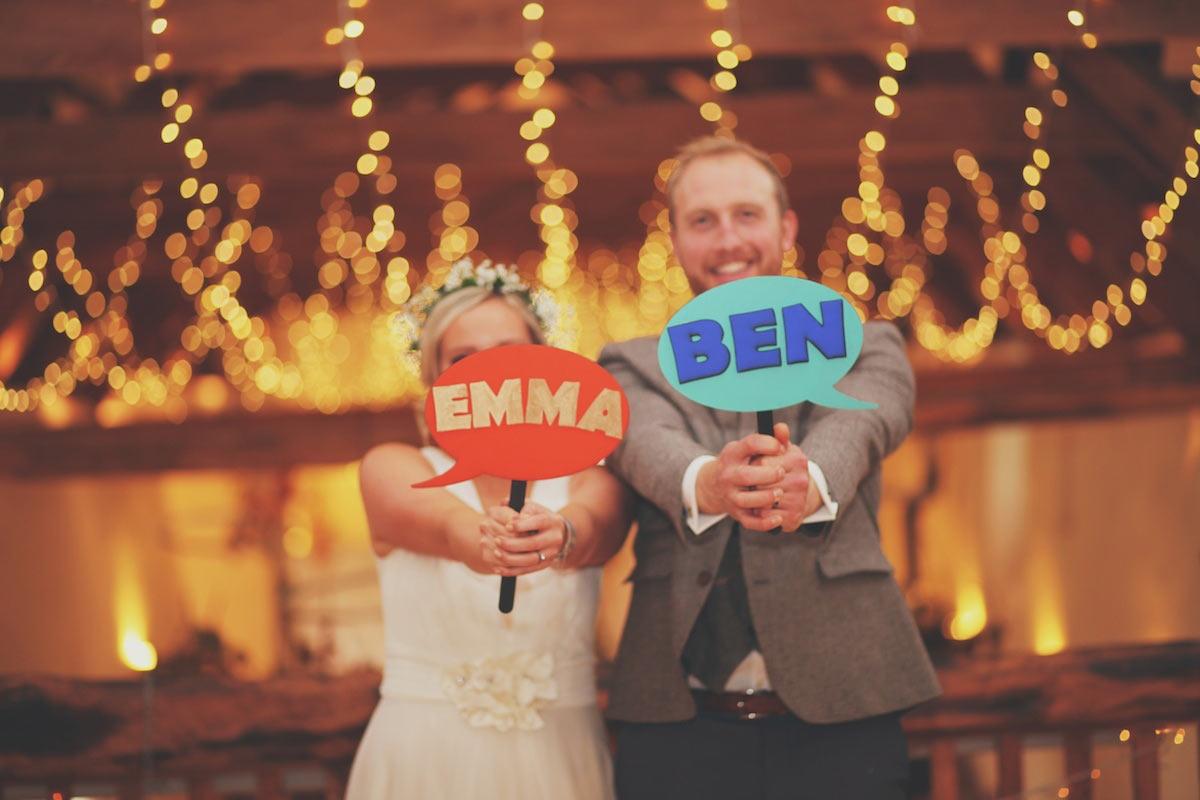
441, 650, 558, 732
390, 257, 569, 356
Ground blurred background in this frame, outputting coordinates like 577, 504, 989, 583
1, 0, 1199, 798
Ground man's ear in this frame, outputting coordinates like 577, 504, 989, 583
780, 209, 799, 251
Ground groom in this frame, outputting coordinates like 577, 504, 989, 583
599, 137, 940, 799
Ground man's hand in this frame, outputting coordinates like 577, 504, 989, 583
754, 422, 821, 532
695, 433, 787, 531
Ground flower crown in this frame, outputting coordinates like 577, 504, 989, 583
393, 258, 564, 353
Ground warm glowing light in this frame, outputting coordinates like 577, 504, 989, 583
948, 583, 988, 640
522, 2, 544, 20
712, 70, 737, 91
283, 525, 315, 559
357, 153, 379, 175
1067, 9, 1084, 26
699, 102, 723, 122
355, 76, 376, 96
120, 631, 158, 671
710, 29, 733, 48
150, 17, 167, 35
1034, 614, 1065, 655
368, 130, 390, 151
344, 19, 365, 38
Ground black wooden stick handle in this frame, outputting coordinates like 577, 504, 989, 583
498, 479, 528, 614
757, 411, 782, 535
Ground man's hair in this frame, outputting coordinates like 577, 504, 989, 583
665, 136, 790, 224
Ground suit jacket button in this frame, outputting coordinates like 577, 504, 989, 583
697, 570, 712, 586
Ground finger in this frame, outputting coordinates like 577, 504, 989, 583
756, 450, 808, 475
518, 500, 551, 518
731, 488, 781, 510
500, 529, 562, 553
495, 561, 550, 577
492, 545, 552, 568
511, 512, 559, 534
740, 511, 784, 531
479, 518, 508, 541
731, 463, 785, 487
487, 505, 520, 525
729, 433, 784, 462
773, 422, 791, 449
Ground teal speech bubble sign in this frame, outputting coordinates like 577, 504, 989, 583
656, 276, 875, 412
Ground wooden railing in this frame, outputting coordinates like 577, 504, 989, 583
1, 642, 1197, 799
904, 641, 1200, 799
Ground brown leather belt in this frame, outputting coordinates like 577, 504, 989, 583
691, 689, 792, 720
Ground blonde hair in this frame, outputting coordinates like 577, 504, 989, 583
418, 287, 546, 386
665, 136, 790, 224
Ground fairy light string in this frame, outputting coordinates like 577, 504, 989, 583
2, 5, 1199, 414
601, 0, 760, 351
818, 5, 1200, 362
990, 725, 1189, 800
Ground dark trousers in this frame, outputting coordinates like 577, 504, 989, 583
614, 708, 910, 800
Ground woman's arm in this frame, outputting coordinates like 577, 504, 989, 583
486, 465, 635, 574
359, 443, 488, 571
560, 465, 636, 568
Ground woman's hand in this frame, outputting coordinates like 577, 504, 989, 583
478, 501, 567, 576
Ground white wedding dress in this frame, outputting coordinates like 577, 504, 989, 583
345, 447, 613, 799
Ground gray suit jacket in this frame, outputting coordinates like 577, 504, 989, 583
599, 321, 940, 724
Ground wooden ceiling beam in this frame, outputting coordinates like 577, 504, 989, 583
3, 0, 1199, 80
0, 86, 1139, 187
1060, 49, 1200, 181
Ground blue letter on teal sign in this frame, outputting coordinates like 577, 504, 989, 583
783, 299, 847, 364
668, 319, 731, 383
731, 308, 782, 373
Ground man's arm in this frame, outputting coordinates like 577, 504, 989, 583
795, 321, 915, 509
600, 340, 712, 539
601, 339, 812, 535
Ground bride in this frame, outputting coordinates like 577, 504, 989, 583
346, 259, 633, 799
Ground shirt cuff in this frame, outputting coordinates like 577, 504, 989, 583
682, 455, 725, 534
681, 455, 839, 533
804, 460, 838, 523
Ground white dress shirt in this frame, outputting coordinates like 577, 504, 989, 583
680, 455, 838, 692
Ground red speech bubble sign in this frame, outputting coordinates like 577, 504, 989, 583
413, 344, 629, 488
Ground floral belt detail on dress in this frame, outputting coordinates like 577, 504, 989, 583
441, 651, 558, 732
